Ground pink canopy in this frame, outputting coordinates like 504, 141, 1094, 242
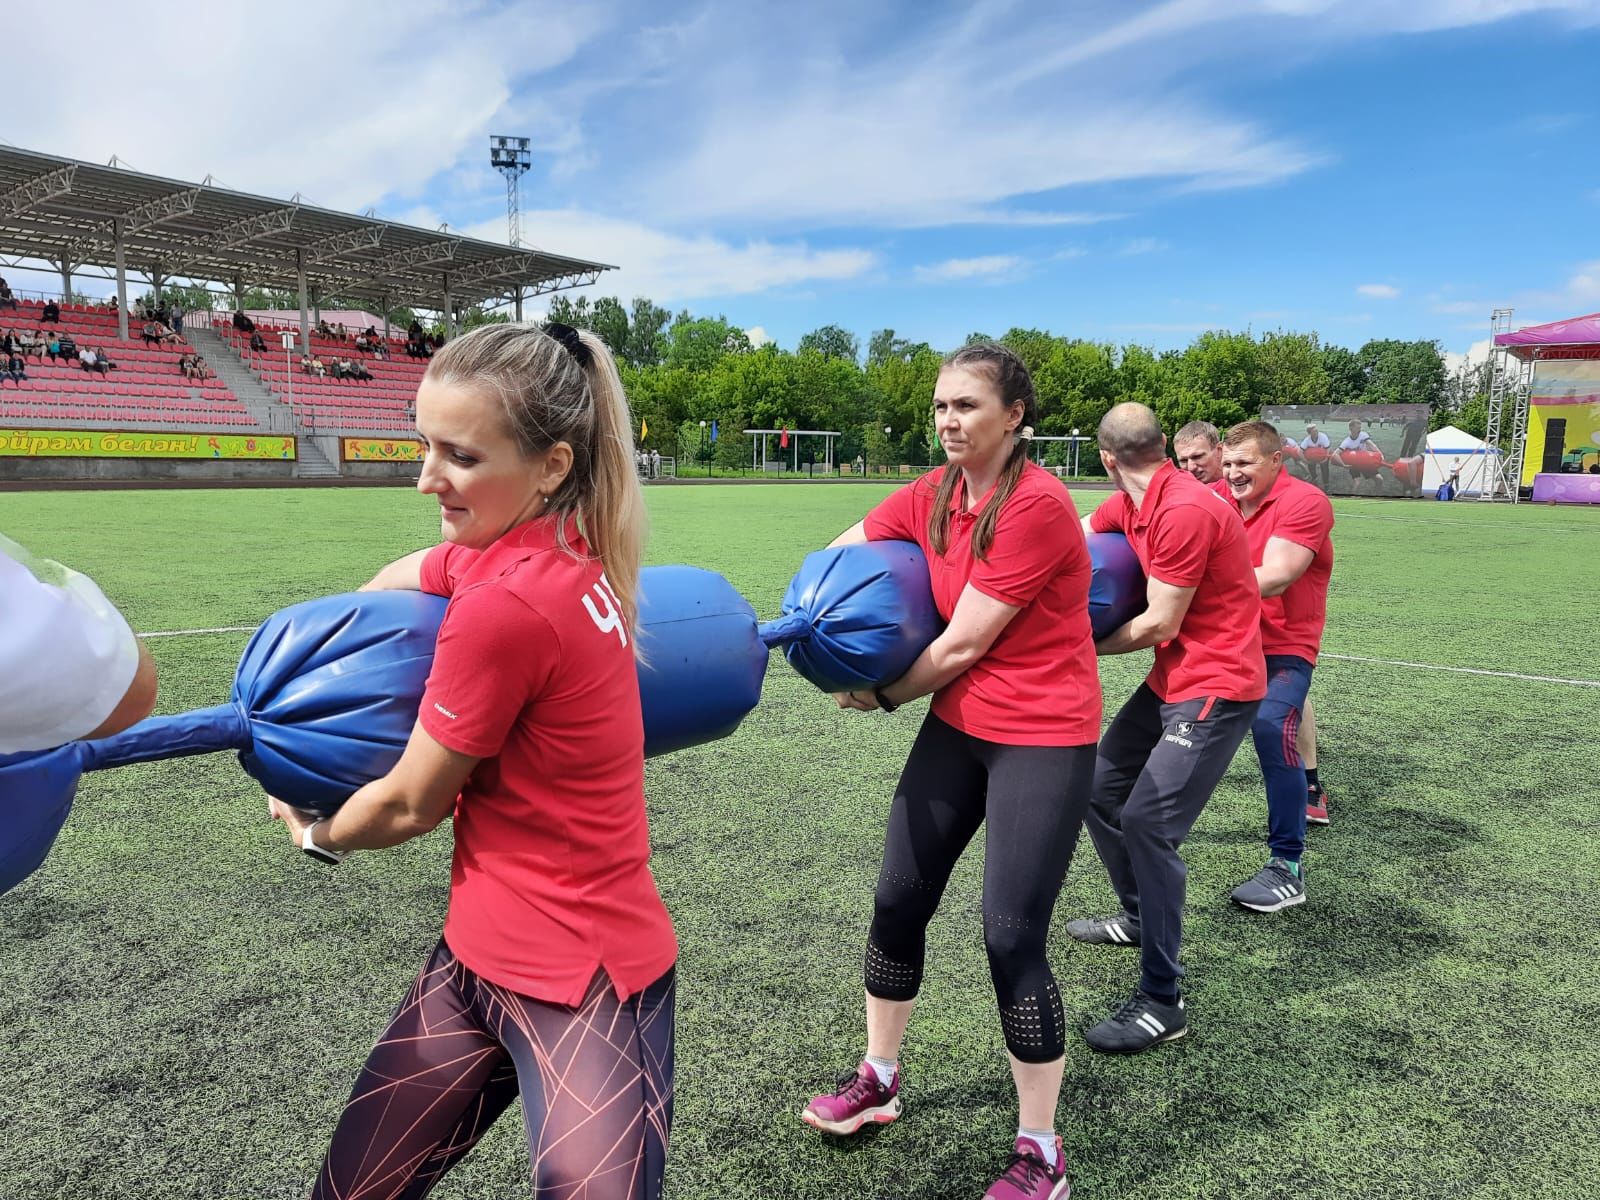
1494, 312, 1600, 360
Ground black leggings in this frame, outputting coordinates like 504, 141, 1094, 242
867, 713, 1096, 1063
312, 939, 675, 1200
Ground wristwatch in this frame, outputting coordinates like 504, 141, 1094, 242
873, 688, 899, 713
301, 821, 346, 865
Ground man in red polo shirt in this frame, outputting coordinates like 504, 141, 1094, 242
1215, 420, 1335, 913
1067, 402, 1266, 1053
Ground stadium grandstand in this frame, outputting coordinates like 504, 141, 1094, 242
0, 144, 612, 481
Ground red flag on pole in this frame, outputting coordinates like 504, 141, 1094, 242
779, 427, 790, 449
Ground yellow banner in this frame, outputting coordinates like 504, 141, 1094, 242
0, 428, 296, 460
343, 437, 423, 462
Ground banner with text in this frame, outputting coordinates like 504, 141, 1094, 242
342, 437, 423, 463
0, 429, 296, 460
1259, 404, 1431, 497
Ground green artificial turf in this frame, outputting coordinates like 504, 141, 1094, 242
1, 485, 1597, 1199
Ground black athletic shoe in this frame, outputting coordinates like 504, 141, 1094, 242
1065, 911, 1141, 946
1084, 991, 1188, 1054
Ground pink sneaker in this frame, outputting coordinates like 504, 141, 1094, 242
985, 1136, 1070, 1200
800, 1062, 901, 1135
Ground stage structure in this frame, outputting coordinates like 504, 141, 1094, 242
1480, 309, 1532, 502
1489, 309, 1600, 505
0, 144, 612, 346
745, 428, 841, 474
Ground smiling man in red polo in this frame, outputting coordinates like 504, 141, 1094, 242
1067, 402, 1266, 1054
1215, 420, 1335, 914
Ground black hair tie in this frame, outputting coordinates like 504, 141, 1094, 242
543, 321, 594, 369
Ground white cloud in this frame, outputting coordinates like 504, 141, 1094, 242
745, 325, 773, 347
1357, 283, 1401, 298
913, 255, 1027, 284
4, 2, 613, 213
1120, 238, 1171, 256
459, 209, 878, 304
1443, 337, 1496, 374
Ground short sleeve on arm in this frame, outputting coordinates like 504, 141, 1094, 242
419, 542, 471, 598
418, 588, 557, 758
862, 478, 926, 543
1272, 489, 1333, 552
0, 554, 140, 753
1088, 494, 1126, 534
1145, 503, 1213, 589
969, 495, 1080, 607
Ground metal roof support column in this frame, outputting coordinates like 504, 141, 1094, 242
296, 250, 310, 358
113, 219, 129, 340
381, 293, 390, 344
233, 273, 245, 315
514, 286, 523, 322
151, 263, 164, 305
59, 257, 71, 301
443, 273, 455, 338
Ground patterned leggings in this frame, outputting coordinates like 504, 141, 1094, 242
311, 939, 675, 1200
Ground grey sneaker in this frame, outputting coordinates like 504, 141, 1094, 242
1065, 910, 1141, 946
1230, 857, 1306, 912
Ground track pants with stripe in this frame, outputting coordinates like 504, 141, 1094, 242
1086, 684, 1258, 999
311, 938, 674, 1200
1253, 653, 1314, 864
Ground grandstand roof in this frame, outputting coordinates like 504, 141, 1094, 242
0, 145, 612, 311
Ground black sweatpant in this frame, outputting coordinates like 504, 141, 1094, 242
867, 713, 1097, 1063
1085, 683, 1258, 1000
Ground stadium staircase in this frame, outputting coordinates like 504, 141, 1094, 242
187, 325, 339, 478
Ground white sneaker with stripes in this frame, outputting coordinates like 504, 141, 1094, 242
1084, 990, 1188, 1054
1065, 910, 1141, 946
1229, 857, 1307, 913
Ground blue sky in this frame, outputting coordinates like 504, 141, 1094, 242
10, 1, 1600, 362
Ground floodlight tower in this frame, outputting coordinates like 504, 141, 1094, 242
490, 135, 532, 318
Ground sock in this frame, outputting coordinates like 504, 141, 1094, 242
1018, 1127, 1059, 1168
1306, 767, 1321, 790
864, 1054, 897, 1087
1283, 858, 1301, 878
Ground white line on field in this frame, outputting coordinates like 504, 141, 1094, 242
135, 624, 1600, 689
1321, 653, 1600, 688
138, 626, 255, 639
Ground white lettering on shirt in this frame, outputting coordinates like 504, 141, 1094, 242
581, 573, 629, 647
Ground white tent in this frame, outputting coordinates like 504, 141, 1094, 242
1423, 425, 1494, 496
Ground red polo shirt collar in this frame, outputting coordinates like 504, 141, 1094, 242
1132, 461, 1179, 529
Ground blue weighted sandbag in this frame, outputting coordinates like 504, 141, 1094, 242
1087, 532, 1147, 638
0, 743, 82, 898
1, 570, 771, 896
761, 533, 1149, 695
638, 566, 768, 757
759, 541, 942, 694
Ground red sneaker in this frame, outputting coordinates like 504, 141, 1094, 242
985, 1136, 1070, 1200
801, 1062, 901, 1135
1307, 784, 1331, 826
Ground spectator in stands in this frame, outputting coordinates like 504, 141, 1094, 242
363, 323, 379, 341
108, 295, 118, 313
152, 322, 180, 346
0, 281, 16, 310
19, 329, 44, 359
317, 318, 335, 339
303, 354, 327, 378
232, 310, 255, 333
182, 355, 210, 381
336, 322, 349, 341
170, 302, 185, 336
45, 335, 61, 362
3, 352, 25, 387
56, 333, 78, 362
142, 320, 164, 346
249, 330, 268, 354
42, 299, 60, 323
94, 346, 116, 373
79, 346, 101, 373
347, 358, 373, 381
1, 331, 14, 356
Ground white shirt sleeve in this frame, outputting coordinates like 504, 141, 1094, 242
0, 534, 141, 754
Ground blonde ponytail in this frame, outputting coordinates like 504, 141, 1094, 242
572, 328, 646, 638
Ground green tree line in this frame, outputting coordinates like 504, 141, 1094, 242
546, 295, 1492, 473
